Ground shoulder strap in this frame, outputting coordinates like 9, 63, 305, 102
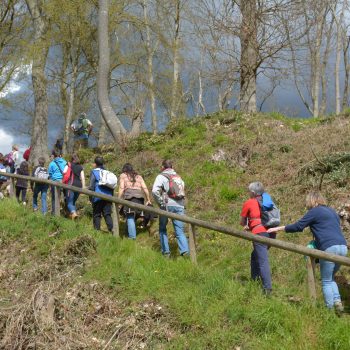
53, 160, 63, 175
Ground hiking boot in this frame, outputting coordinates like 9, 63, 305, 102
334, 301, 344, 314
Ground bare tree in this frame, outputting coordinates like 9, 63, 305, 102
26, 0, 49, 164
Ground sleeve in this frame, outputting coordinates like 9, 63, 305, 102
48, 163, 54, 179
89, 171, 96, 191
240, 201, 250, 218
152, 175, 165, 207
285, 210, 314, 233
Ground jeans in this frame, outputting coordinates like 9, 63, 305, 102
33, 184, 48, 214
320, 245, 348, 308
126, 213, 137, 239
251, 232, 276, 291
159, 206, 189, 255
92, 200, 113, 232
66, 190, 80, 213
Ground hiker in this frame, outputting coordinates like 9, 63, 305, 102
31, 157, 49, 214
71, 113, 93, 150
118, 163, 152, 239
23, 146, 31, 162
5, 145, 19, 173
0, 153, 9, 191
240, 182, 276, 295
15, 161, 29, 205
268, 191, 348, 312
48, 150, 67, 215
89, 156, 114, 233
152, 160, 189, 257
54, 138, 63, 155
65, 154, 85, 219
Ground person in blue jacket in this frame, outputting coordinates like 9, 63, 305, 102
89, 156, 114, 233
48, 150, 67, 215
268, 191, 348, 313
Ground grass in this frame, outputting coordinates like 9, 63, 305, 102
1, 198, 350, 349
3, 110, 350, 348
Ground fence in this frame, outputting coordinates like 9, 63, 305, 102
3, 172, 350, 301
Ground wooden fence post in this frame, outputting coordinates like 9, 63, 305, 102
306, 257, 317, 302
189, 224, 197, 265
9, 178, 15, 198
112, 203, 120, 237
54, 186, 60, 216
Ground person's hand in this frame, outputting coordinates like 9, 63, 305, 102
146, 200, 152, 205
267, 227, 279, 233
243, 225, 249, 231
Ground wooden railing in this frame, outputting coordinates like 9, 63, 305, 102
3, 172, 350, 301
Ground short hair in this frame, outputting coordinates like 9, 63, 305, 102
94, 156, 104, 167
12, 144, 19, 151
38, 157, 45, 167
248, 182, 264, 196
51, 149, 61, 158
306, 191, 327, 209
162, 159, 173, 169
71, 153, 80, 164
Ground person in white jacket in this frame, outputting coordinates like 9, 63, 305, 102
152, 159, 189, 257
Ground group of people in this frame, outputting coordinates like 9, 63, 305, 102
0, 145, 348, 313
241, 182, 348, 314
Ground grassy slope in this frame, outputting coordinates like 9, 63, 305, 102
2, 111, 350, 349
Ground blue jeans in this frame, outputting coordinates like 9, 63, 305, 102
33, 184, 48, 214
66, 190, 80, 213
126, 213, 137, 239
320, 245, 348, 308
159, 206, 189, 255
251, 232, 276, 290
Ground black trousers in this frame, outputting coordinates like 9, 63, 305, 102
16, 186, 27, 203
92, 200, 113, 232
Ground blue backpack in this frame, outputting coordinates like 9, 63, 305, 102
257, 192, 281, 228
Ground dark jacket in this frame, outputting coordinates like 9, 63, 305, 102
285, 205, 347, 251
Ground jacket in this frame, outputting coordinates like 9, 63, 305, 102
152, 168, 184, 208
48, 157, 67, 181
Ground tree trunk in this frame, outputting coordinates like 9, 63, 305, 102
335, 1, 346, 115
98, 117, 108, 146
97, 0, 126, 143
26, 0, 49, 165
63, 52, 78, 155
170, 0, 181, 119
197, 68, 206, 116
342, 35, 350, 110
239, 0, 258, 113
129, 108, 144, 139
143, 0, 157, 134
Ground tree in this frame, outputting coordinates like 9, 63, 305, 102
26, 0, 49, 164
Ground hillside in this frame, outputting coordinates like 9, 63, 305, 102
1, 111, 350, 349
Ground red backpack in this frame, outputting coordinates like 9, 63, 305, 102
162, 173, 185, 200
63, 162, 73, 184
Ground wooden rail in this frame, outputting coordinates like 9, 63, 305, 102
4, 172, 350, 300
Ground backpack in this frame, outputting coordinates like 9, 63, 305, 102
98, 169, 118, 189
257, 195, 280, 228
34, 166, 49, 180
72, 118, 88, 135
162, 173, 185, 200
62, 162, 73, 185
4, 153, 14, 167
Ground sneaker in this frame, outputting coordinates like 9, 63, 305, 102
163, 253, 171, 259
181, 252, 190, 258
334, 301, 344, 314
23, 202, 27, 206
33, 207, 38, 212
263, 289, 272, 297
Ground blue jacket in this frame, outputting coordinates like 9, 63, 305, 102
285, 205, 347, 251
89, 168, 113, 202
48, 157, 67, 181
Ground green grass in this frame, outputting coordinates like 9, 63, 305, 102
2, 199, 350, 349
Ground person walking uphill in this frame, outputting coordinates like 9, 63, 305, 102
31, 157, 49, 214
89, 156, 114, 233
48, 150, 67, 215
118, 163, 152, 239
15, 161, 29, 205
71, 113, 93, 150
240, 182, 276, 295
65, 154, 85, 219
268, 191, 348, 313
152, 160, 189, 257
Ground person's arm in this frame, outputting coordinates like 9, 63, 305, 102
89, 171, 96, 191
118, 176, 125, 198
80, 170, 85, 188
240, 201, 250, 230
267, 226, 286, 233
268, 210, 314, 233
152, 175, 165, 207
